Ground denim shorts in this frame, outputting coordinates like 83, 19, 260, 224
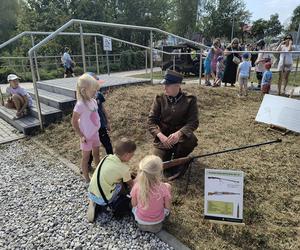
88, 184, 122, 206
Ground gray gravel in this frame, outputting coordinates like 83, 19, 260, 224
0, 141, 173, 250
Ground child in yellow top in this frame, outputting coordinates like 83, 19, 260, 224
87, 138, 136, 222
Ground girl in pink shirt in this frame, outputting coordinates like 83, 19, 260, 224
72, 73, 101, 182
131, 155, 171, 233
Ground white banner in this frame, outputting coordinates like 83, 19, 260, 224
255, 94, 300, 133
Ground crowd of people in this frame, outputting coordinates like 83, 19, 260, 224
203, 35, 295, 96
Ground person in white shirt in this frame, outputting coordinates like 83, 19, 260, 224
276, 35, 294, 95
236, 53, 252, 97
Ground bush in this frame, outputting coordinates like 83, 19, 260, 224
120, 50, 146, 71
0, 67, 17, 84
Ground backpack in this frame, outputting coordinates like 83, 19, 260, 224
96, 156, 131, 218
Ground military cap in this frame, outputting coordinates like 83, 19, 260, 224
161, 69, 183, 85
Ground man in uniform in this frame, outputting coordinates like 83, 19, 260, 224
148, 70, 199, 176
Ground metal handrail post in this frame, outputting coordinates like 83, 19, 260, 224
150, 30, 153, 84
94, 37, 100, 75
79, 24, 86, 72
31, 35, 40, 81
199, 50, 202, 86
173, 56, 175, 70
106, 51, 110, 75
294, 56, 299, 84
29, 55, 43, 130
145, 50, 148, 74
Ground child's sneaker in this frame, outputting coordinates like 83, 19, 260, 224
87, 200, 96, 223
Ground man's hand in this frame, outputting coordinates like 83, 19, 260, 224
167, 131, 182, 146
157, 132, 173, 149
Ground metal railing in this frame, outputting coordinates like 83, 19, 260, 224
23, 19, 209, 129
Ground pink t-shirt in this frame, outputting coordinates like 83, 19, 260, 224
130, 182, 171, 223
73, 99, 100, 140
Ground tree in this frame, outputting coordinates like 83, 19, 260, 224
0, 0, 20, 43
251, 19, 268, 40
169, 0, 198, 38
251, 14, 282, 41
265, 14, 282, 37
289, 5, 300, 32
197, 0, 251, 42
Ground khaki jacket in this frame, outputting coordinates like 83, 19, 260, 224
148, 92, 199, 148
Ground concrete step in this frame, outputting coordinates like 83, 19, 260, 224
27, 88, 76, 113
0, 106, 40, 135
37, 79, 76, 98
30, 100, 62, 125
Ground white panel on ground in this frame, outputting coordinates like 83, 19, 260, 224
255, 94, 300, 133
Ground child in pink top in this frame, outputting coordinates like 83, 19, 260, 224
71, 73, 101, 182
131, 155, 171, 233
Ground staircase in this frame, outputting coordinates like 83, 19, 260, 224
0, 75, 150, 135
0, 81, 71, 135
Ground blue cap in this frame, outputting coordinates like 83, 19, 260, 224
242, 53, 249, 59
161, 70, 183, 85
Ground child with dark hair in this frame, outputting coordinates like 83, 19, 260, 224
86, 72, 113, 170
261, 62, 272, 95
87, 138, 136, 222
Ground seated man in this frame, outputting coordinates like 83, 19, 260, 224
87, 138, 136, 222
5, 74, 33, 119
147, 70, 199, 177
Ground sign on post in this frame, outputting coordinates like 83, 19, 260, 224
103, 37, 112, 75
103, 37, 112, 51
204, 169, 244, 224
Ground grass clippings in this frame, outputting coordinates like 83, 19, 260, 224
36, 84, 300, 250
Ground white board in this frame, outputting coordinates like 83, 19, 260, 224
103, 37, 112, 51
204, 169, 244, 223
255, 94, 300, 133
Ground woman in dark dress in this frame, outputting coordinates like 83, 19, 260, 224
222, 38, 242, 86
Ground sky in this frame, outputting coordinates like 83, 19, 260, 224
244, 0, 298, 26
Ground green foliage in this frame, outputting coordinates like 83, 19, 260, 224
0, 67, 16, 84
120, 50, 145, 71
168, 0, 198, 38
288, 5, 300, 32
197, 0, 250, 41
251, 14, 282, 40
0, 0, 20, 44
251, 19, 268, 40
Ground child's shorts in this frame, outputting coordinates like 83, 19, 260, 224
261, 84, 270, 94
238, 76, 248, 86
80, 132, 100, 151
88, 184, 122, 206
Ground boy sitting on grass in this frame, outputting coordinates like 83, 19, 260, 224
87, 138, 136, 222
5, 74, 33, 119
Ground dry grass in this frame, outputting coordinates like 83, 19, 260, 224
36, 84, 300, 250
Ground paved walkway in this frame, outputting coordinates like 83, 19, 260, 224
0, 118, 25, 144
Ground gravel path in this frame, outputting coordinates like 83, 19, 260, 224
0, 141, 173, 250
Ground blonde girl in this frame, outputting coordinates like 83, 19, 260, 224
130, 155, 171, 233
72, 73, 101, 182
